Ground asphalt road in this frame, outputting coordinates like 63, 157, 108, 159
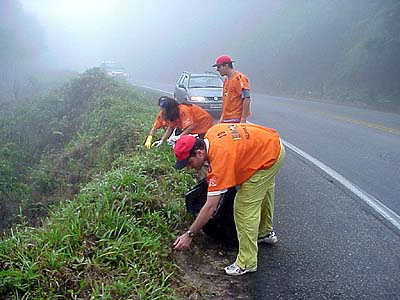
250, 94, 400, 216
248, 150, 400, 299
131, 80, 400, 299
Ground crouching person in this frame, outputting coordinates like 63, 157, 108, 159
172, 123, 285, 276
144, 96, 180, 148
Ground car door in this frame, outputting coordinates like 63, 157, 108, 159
174, 74, 189, 103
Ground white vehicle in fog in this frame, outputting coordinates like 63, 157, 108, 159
100, 61, 129, 80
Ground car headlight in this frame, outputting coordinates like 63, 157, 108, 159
189, 96, 206, 101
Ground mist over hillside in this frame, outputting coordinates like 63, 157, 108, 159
3, 0, 400, 110
0, 0, 75, 105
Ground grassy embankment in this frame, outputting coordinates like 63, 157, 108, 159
0, 69, 197, 299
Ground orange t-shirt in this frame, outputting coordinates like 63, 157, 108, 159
221, 71, 250, 120
205, 123, 281, 192
153, 111, 179, 129
179, 104, 214, 134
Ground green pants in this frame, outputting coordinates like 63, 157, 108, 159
234, 143, 285, 269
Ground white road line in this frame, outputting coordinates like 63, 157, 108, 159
282, 139, 400, 231
133, 83, 400, 231
134, 85, 173, 96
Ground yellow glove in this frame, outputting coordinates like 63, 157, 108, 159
144, 135, 153, 149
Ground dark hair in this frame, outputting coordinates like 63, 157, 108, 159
159, 96, 175, 109
189, 138, 206, 157
158, 96, 167, 106
162, 97, 180, 121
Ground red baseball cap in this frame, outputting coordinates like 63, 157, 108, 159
212, 54, 235, 67
174, 135, 196, 169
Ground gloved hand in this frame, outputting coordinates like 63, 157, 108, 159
167, 133, 181, 145
144, 135, 153, 149
151, 139, 164, 148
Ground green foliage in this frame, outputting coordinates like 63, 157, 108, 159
0, 0, 53, 104
0, 69, 158, 229
0, 144, 194, 299
0, 68, 197, 298
243, 0, 400, 111
0, 143, 30, 230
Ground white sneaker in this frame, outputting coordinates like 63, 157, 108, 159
224, 262, 257, 276
258, 230, 278, 244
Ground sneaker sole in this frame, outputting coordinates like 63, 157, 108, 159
257, 237, 278, 244
224, 267, 257, 276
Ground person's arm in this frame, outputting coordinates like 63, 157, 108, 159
179, 124, 195, 136
161, 126, 174, 142
240, 97, 250, 123
151, 126, 174, 147
173, 194, 221, 250
146, 113, 164, 148
149, 127, 157, 136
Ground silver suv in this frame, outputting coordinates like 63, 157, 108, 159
174, 72, 223, 116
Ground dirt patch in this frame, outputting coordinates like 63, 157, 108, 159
172, 232, 250, 300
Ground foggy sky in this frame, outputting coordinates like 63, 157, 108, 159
20, 0, 281, 83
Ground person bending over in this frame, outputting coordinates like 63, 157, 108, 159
172, 123, 285, 276
144, 96, 180, 148
151, 96, 213, 147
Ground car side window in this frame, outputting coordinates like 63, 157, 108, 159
182, 75, 189, 88
178, 74, 185, 85
176, 75, 182, 85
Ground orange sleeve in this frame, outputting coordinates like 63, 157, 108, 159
231, 73, 250, 101
237, 73, 250, 92
153, 112, 164, 129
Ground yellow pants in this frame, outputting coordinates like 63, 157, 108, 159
234, 143, 285, 269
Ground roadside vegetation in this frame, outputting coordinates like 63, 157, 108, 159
0, 69, 199, 299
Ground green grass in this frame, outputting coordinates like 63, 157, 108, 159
0, 140, 196, 299
0, 70, 198, 299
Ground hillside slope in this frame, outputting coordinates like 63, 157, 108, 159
0, 69, 203, 298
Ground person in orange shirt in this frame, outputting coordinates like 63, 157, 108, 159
159, 96, 214, 141
172, 123, 285, 276
144, 96, 180, 148
212, 55, 251, 123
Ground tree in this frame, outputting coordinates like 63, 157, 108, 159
0, 0, 44, 104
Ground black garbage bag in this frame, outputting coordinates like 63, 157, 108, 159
185, 178, 238, 247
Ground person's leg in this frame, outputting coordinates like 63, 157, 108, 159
233, 170, 270, 269
229, 143, 286, 272
258, 143, 286, 237
258, 183, 275, 234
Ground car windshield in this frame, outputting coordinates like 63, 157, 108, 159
189, 76, 222, 88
